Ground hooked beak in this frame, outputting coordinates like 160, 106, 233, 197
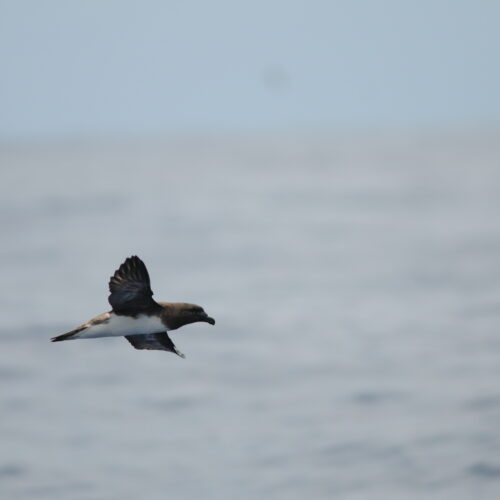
202, 314, 216, 325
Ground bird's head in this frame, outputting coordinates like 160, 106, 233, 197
161, 302, 216, 330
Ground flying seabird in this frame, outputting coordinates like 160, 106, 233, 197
50, 256, 215, 357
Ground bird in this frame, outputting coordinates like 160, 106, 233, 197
50, 256, 215, 357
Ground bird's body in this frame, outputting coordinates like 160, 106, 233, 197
51, 256, 215, 357
62, 312, 165, 340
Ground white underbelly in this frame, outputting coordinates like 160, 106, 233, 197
75, 313, 166, 339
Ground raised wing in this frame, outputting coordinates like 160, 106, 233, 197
108, 256, 158, 315
125, 333, 185, 357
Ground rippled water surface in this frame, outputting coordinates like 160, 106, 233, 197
1, 131, 500, 499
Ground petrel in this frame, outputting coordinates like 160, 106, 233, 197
50, 256, 215, 357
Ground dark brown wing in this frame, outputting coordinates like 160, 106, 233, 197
125, 333, 185, 357
108, 256, 159, 315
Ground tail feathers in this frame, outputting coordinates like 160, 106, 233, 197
51, 325, 86, 342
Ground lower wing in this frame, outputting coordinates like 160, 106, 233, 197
125, 333, 185, 358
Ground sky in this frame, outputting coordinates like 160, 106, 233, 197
1, 0, 499, 139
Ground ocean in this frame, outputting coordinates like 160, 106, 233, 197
1, 130, 500, 499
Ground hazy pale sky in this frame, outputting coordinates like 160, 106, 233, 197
1, 0, 499, 139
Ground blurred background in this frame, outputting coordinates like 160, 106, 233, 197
1, 1, 500, 499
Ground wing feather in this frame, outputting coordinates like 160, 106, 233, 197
125, 333, 185, 357
108, 256, 159, 315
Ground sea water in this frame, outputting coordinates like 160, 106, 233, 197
1, 130, 500, 499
